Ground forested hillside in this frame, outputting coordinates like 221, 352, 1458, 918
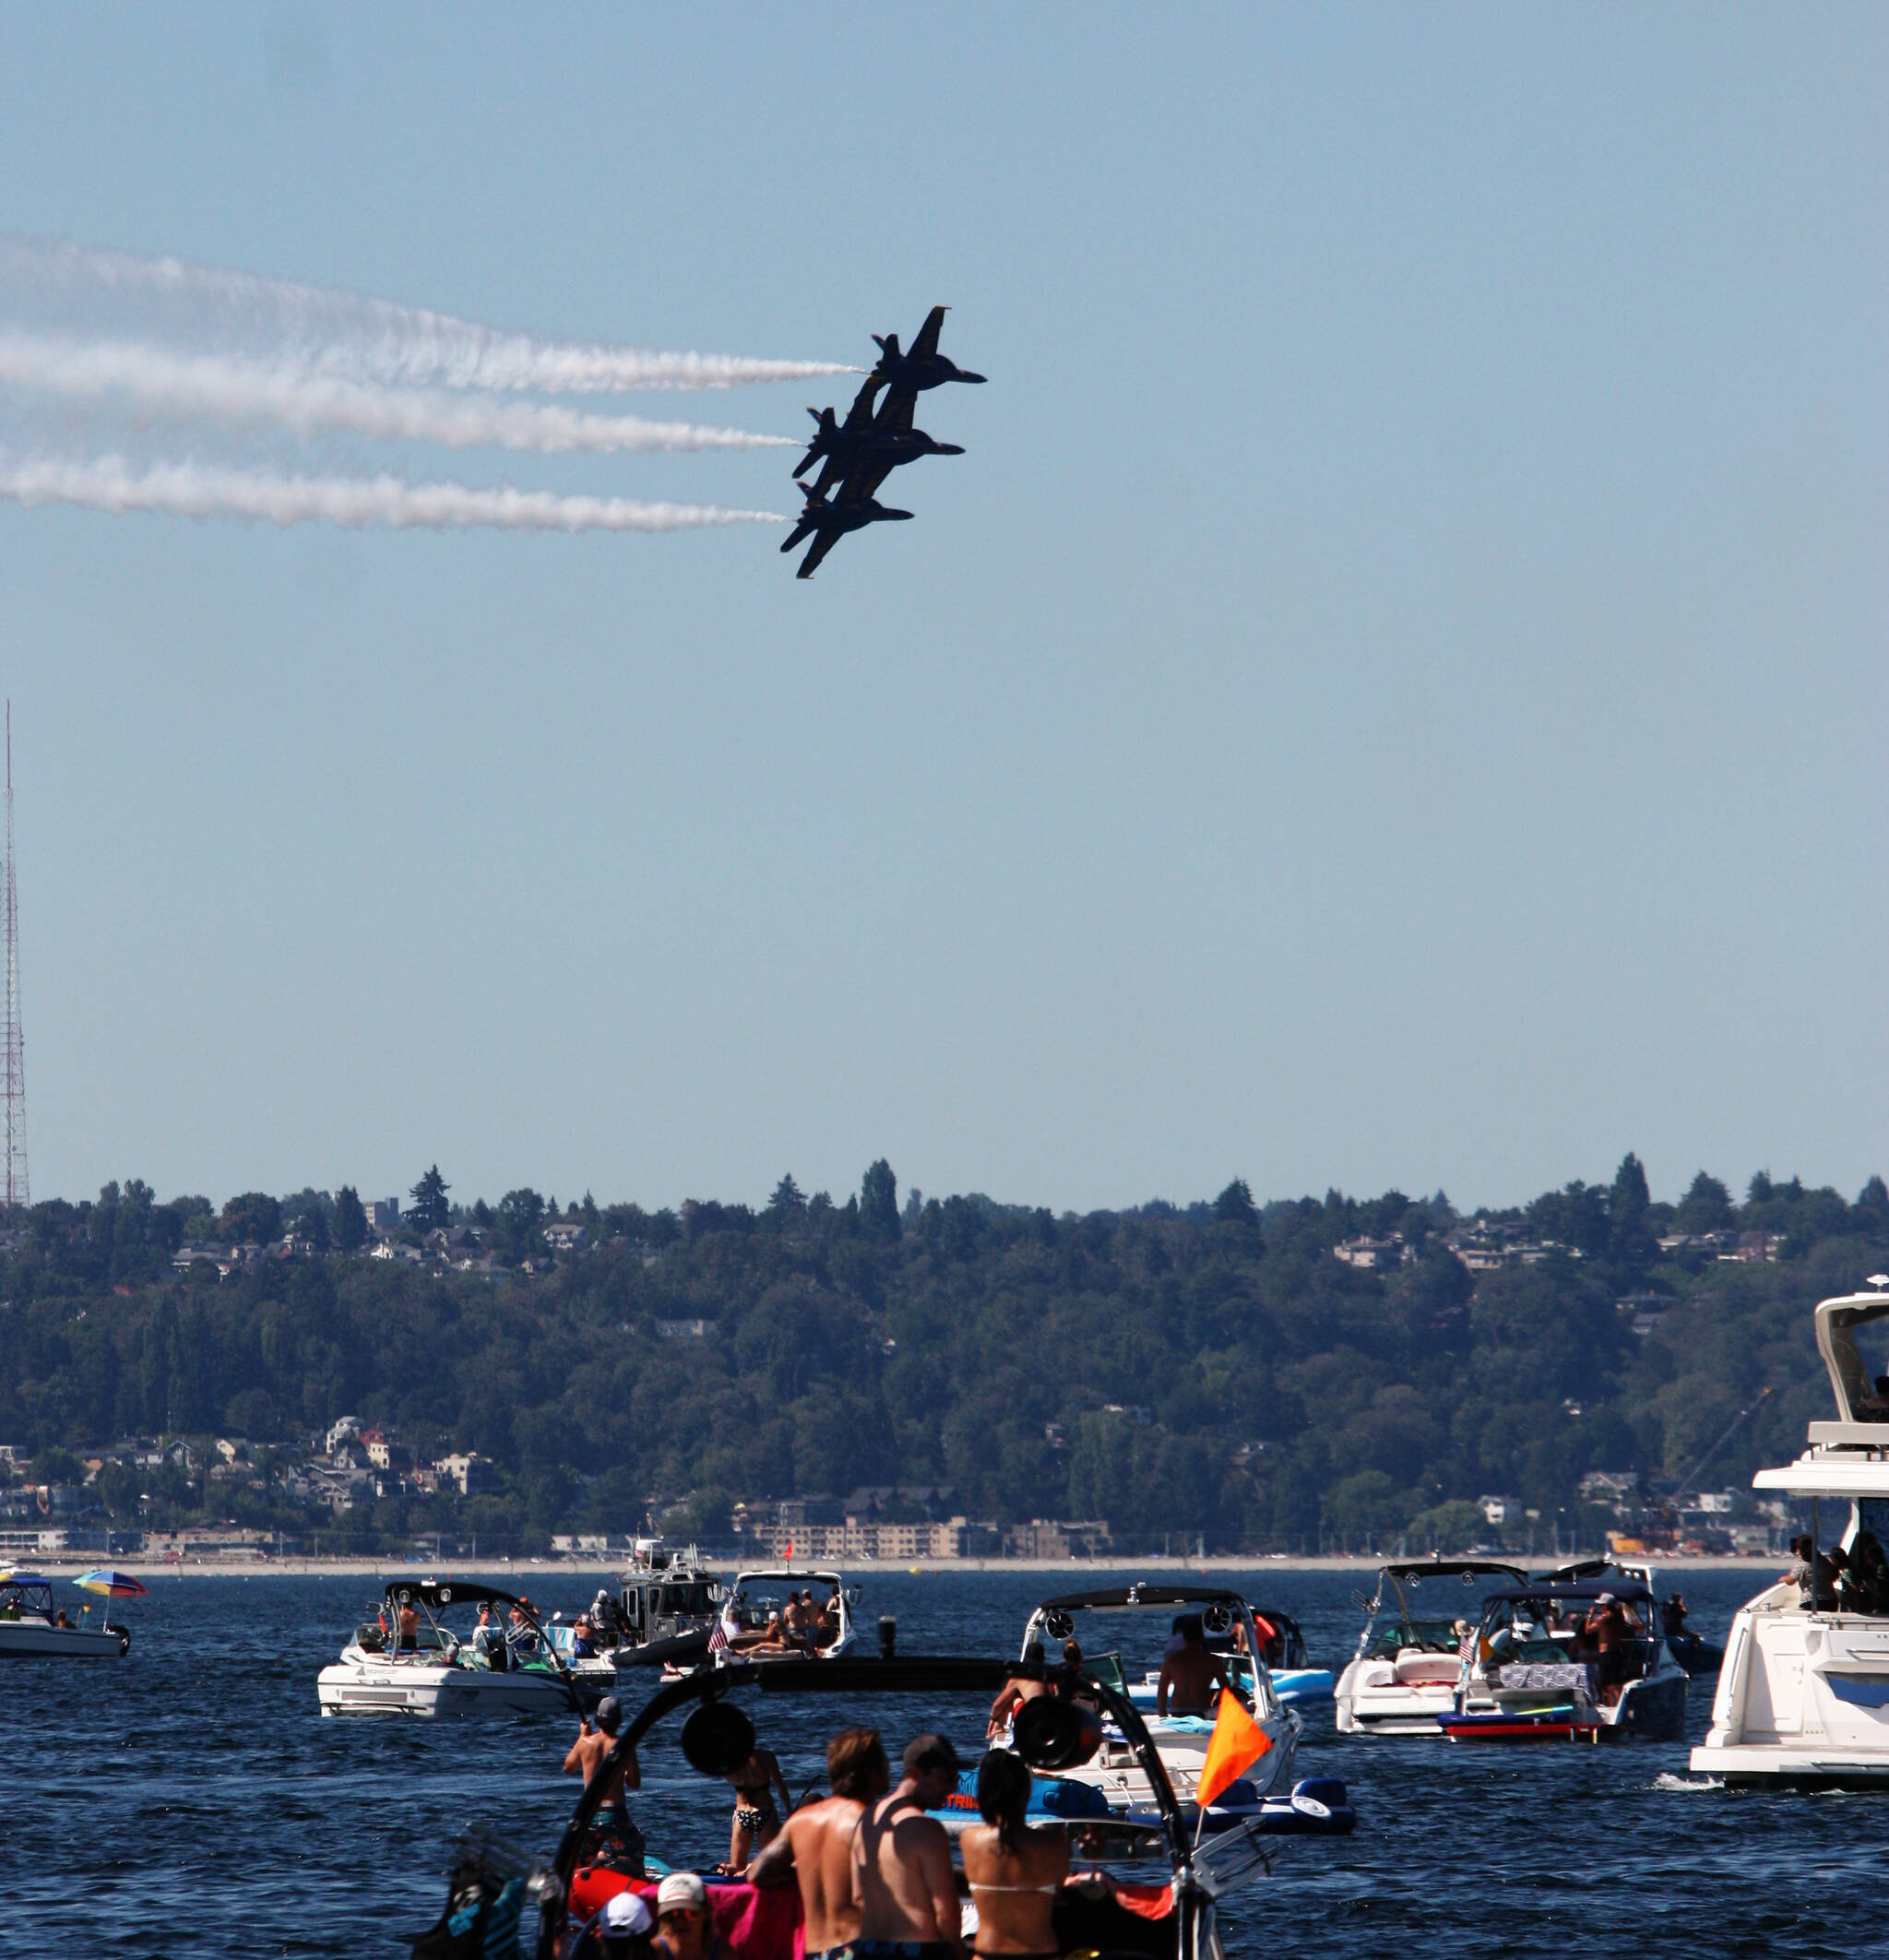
2, 1158, 1886, 1553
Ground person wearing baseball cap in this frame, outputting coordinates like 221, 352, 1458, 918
653, 1872, 718, 1960
564, 1695, 646, 1875
852, 1734, 965, 1960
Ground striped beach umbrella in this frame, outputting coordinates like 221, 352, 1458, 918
74, 1569, 149, 1598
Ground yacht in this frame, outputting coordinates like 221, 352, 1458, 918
1333, 1558, 1526, 1734
1015, 1586, 1300, 1812
316, 1578, 585, 1716
0, 1570, 130, 1657
710, 1565, 859, 1660
1693, 1289, 1889, 1785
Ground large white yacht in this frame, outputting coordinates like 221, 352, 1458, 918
1693, 1289, 1889, 1785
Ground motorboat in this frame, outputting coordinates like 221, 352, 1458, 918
595, 1539, 726, 1672
316, 1578, 586, 1716
707, 1565, 858, 1662
1437, 1574, 1688, 1741
1125, 1605, 1332, 1706
1536, 1553, 1724, 1676
1016, 1586, 1300, 1812
413, 1642, 1356, 1960
1333, 1558, 1525, 1734
1693, 1289, 1889, 1786
0, 1569, 131, 1657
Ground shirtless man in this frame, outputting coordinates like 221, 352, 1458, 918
1157, 1617, 1233, 1716
750, 1728, 891, 1958
985, 1643, 1051, 1737
852, 1733, 965, 1960
564, 1696, 646, 1870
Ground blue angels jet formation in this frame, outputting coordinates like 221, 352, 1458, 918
781, 305, 983, 578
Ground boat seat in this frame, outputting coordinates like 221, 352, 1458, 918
1394, 1651, 1460, 1685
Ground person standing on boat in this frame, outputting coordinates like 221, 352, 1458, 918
750, 1727, 891, 1957
852, 1734, 966, 1960
474, 1603, 509, 1671
565, 1696, 647, 1872
961, 1750, 1069, 1960
1157, 1617, 1233, 1716
723, 1741, 794, 1872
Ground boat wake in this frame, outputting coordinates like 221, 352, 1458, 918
1651, 1772, 1724, 1792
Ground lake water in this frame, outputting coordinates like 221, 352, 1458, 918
2, 1566, 1871, 1956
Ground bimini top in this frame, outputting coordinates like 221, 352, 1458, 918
0, 1570, 52, 1587
1037, 1586, 1248, 1611
1381, 1559, 1526, 1585
1486, 1581, 1655, 1608
383, 1578, 538, 1615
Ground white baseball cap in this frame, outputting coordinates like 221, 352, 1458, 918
657, 1872, 708, 1917
602, 1892, 654, 1935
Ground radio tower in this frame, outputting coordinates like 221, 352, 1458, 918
2, 703, 28, 1210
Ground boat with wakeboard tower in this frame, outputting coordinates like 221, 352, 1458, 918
1333, 1556, 1527, 1734
1693, 1286, 1889, 1786
705, 1565, 860, 1662
317, 1578, 587, 1716
1123, 1603, 1332, 1708
1013, 1585, 1300, 1813
1436, 1565, 1688, 1741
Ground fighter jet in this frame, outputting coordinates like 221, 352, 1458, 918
779, 478, 913, 579
795, 375, 966, 500
869, 305, 986, 393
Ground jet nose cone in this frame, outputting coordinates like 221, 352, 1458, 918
937, 443, 966, 456
886, 509, 914, 521
958, 371, 987, 384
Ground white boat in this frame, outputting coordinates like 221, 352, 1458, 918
1333, 1558, 1526, 1734
708, 1565, 860, 1662
1436, 1568, 1688, 1741
0, 1570, 129, 1657
1017, 1586, 1299, 1812
1693, 1289, 1889, 1785
316, 1578, 583, 1716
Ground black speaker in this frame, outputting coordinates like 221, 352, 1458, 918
1013, 1696, 1102, 1771
680, 1698, 757, 1776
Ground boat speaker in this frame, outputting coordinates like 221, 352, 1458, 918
1014, 1697, 1103, 1771
681, 1698, 757, 1776
1042, 1610, 1075, 1641
1203, 1603, 1233, 1636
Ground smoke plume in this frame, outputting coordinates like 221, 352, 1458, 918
0, 334, 796, 453
0, 452, 786, 533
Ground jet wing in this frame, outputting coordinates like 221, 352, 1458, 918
839, 456, 897, 504
840, 377, 884, 431
909, 306, 947, 360
873, 383, 917, 438
796, 528, 845, 579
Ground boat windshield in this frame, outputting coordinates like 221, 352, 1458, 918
1364, 1614, 1466, 1658
657, 1583, 716, 1617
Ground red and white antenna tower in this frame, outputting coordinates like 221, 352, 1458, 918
2, 702, 28, 1209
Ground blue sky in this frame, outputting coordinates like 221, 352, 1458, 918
0, 6, 1881, 1214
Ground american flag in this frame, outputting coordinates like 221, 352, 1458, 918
708, 1605, 737, 1655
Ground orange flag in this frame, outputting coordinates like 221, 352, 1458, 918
1194, 1690, 1272, 1810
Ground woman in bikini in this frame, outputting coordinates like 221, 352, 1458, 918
960, 1750, 1069, 1960
722, 1744, 793, 1873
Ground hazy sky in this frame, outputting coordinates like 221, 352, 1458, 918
0, 6, 1881, 1216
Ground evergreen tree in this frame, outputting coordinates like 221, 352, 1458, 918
1213, 1178, 1259, 1228
410, 1165, 451, 1234
860, 1159, 900, 1241
332, 1186, 368, 1253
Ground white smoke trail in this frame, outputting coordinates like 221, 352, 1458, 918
0, 452, 786, 533
0, 333, 797, 453
0, 236, 857, 392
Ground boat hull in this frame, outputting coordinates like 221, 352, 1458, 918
316, 1660, 575, 1716
0, 1620, 125, 1657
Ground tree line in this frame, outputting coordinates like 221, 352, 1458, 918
2, 1156, 1885, 1554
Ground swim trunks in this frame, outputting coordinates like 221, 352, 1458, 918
857, 1942, 948, 1960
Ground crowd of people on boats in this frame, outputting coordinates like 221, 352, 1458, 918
566, 1717, 1087, 1960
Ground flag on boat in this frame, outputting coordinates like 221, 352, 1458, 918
1194, 1687, 1272, 1809
708, 1604, 736, 1654
74, 1569, 149, 1598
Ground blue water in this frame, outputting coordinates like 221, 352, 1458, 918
2, 1567, 1871, 1956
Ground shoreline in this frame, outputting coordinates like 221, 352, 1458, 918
18, 1552, 1791, 1579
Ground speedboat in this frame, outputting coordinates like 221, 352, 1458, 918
707, 1566, 859, 1662
1438, 1573, 1688, 1741
1016, 1586, 1300, 1812
316, 1578, 585, 1716
0, 1569, 131, 1657
414, 1641, 1356, 1960
1693, 1289, 1889, 1786
1124, 1605, 1332, 1707
1333, 1558, 1525, 1734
